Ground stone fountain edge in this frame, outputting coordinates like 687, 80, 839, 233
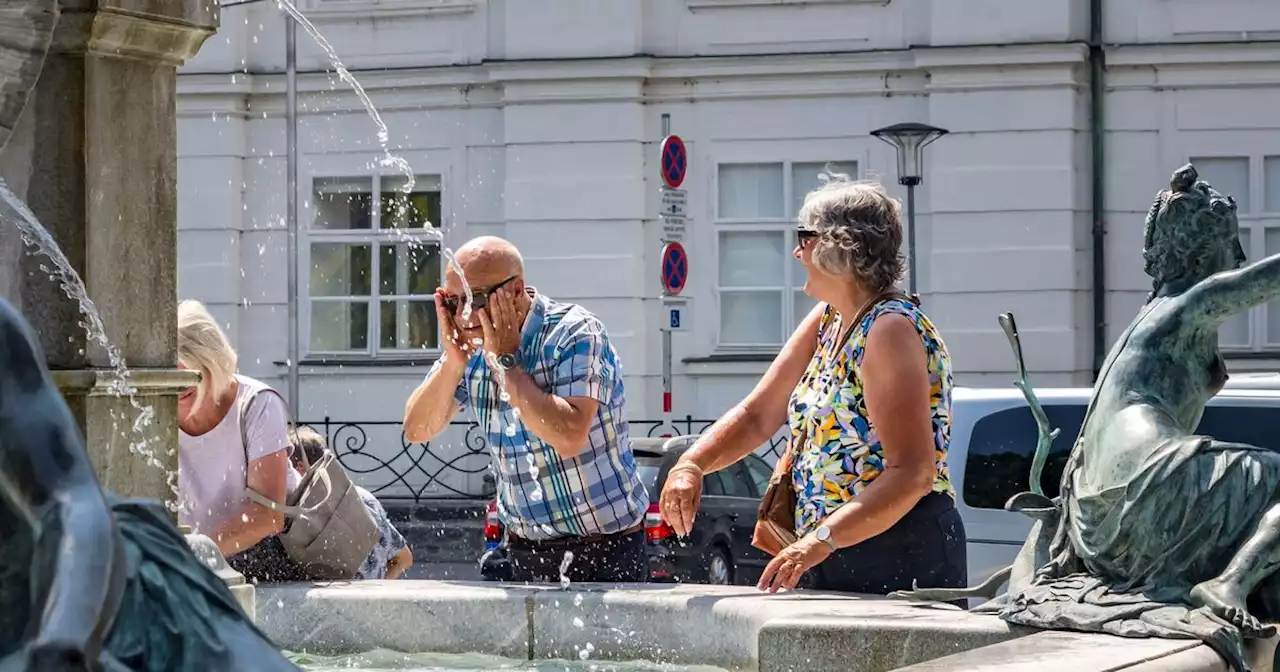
252, 580, 1042, 671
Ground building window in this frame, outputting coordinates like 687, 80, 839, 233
715, 161, 857, 349
1192, 156, 1280, 352
307, 174, 442, 357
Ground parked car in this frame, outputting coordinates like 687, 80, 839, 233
950, 377, 1280, 586
480, 438, 774, 585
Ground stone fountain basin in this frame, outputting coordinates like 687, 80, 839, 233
255, 581, 1241, 671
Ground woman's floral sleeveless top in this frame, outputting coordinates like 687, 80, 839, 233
787, 298, 955, 536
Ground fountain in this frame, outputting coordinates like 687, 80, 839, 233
0, 0, 217, 507
0, 295, 298, 670
0, 2, 1267, 672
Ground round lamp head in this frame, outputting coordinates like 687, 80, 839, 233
870, 122, 949, 186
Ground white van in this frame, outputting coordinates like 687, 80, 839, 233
952, 374, 1280, 585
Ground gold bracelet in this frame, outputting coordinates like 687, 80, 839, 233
668, 461, 705, 478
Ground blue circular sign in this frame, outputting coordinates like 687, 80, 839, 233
660, 135, 687, 189
661, 242, 688, 296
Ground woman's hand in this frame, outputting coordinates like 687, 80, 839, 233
757, 533, 832, 593
659, 466, 703, 537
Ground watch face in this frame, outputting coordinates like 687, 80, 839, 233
497, 353, 517, 368
816, 525, 830, 540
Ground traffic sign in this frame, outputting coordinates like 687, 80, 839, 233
661, 189, 687, 217
662, 296, 689, 333
660, 242, 688, 297
661, 215, 686, 243
660, 135, 687, 189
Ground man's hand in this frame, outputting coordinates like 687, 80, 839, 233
434, 289, 469, 360
477, 287, 524, 358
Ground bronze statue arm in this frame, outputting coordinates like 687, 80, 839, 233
999, 313, 1060, 496
1185, 252, 1280, 325
3, 404, 125, 663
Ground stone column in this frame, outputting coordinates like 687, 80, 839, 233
10, 0, 218, 502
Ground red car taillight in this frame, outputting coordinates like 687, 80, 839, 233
644, 503, 674, 542
484, 500, 502, 541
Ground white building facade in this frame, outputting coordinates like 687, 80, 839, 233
176, 0, 1280, 498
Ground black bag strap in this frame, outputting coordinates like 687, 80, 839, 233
779, 290, 915, 467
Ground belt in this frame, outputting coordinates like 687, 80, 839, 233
508, 522, 644, 549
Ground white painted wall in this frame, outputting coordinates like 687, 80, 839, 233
176, 0, 1280, 496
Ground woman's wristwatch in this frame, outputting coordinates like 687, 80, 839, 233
814, 524, 838, 551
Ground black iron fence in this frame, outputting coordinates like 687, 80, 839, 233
299, 415, 787, 503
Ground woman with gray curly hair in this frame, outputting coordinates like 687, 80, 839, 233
659, 174, 966, 594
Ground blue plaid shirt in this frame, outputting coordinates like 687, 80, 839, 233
428, 290, 649, 541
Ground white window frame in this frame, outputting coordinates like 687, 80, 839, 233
1190, 154, 1280, 354
302, 172, 445, 360
711, 158, 860, 353
303, 0, 477, 19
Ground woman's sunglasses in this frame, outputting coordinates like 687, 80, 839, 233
442, 275, 517, 314
796, 229, 819, 246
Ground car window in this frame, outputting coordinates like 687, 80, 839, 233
963, 404, 1085, 510
703, 471, 726, 496
636, 464, 662, 502
717, 464, 756, 498
743, 456, 773, 496
962, 401, 1280, 510
1196, 405, 1280, 452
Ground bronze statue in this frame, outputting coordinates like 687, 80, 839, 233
894, 164, 1280, 672
0, 296, 299, 672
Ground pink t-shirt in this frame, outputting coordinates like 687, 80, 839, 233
178, 375, 301, 533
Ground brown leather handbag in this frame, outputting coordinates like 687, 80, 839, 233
751, 291, 915, 556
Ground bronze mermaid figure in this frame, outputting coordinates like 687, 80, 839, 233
896, 164, 1280, 672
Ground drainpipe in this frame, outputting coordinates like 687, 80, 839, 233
285, 15, 300, 418
1089, 0, 1107, 381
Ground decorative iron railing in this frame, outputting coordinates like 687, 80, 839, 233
299, 415, 787, 502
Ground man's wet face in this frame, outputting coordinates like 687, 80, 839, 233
443, 267, 484, 348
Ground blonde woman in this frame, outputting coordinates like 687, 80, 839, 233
176, 300, 306, 582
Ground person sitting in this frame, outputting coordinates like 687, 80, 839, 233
176, 299, 308, 582
659, 174, 968, 595
288, 427, 413, 580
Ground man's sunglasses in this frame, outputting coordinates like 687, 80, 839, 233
796, 229, 820, 245
442, 275, 517, 314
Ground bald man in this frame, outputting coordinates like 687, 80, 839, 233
404, 236, 650, 583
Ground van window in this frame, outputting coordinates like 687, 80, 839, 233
963, 401, 1280, 510
963, 404, 1085, 510
1195, 405, 1280, 452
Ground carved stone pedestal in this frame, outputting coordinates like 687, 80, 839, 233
53, 368, 200, 506
0, 1, 219, 503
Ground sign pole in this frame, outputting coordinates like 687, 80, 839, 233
657, 115, 691, 438
660, 113, 673, 437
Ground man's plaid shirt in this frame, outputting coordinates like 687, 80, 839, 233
427, 290, 649, 541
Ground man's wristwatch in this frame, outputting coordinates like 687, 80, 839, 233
814, 524, 838, 552
492, 352, 518, 371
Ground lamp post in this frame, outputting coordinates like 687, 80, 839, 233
870, 122, 948, 294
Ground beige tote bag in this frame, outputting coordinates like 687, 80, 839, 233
240, 388, 380, 580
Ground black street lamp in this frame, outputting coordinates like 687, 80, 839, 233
870, 122, 949, 294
